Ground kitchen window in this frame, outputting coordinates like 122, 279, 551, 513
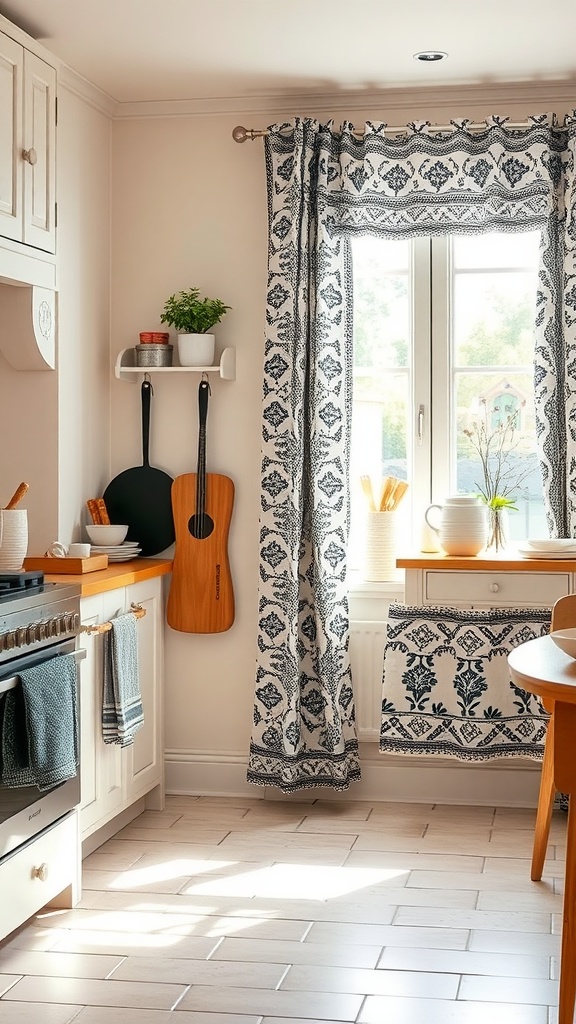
349, 230, 545, 568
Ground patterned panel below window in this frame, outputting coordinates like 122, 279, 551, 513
380, 604, 551, 761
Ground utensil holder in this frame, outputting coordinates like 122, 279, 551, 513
0, 508, 28, 570
361, 511, 398, 581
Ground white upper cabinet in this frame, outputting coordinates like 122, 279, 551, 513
0, 33, 23, 243
0, 30, 56, 255
23, 49, 56, 252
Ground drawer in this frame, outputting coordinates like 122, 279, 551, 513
0, 812, 79, 942
424, 571, 570, 607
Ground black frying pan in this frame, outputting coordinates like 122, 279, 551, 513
103, 380, 175, 556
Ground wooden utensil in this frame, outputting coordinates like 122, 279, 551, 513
378, 476, 395, 511
86, 499, 102, 524
167, 379, 234, 634
389, 479, 409, 509
103, 380, 175, 556
4, 482, 29, 509
360, 475, 376, 511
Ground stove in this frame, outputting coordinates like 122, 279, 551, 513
0, 571, 81, 664
0, 570, 84, 862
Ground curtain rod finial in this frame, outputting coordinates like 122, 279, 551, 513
232, 125, 248, 144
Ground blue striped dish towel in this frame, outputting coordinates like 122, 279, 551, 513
1, 653, 78, 791
102, 612, 144, 746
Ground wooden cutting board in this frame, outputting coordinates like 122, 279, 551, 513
24, 555, 109, 574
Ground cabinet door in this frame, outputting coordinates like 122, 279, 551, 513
22, 49, 56, 253
124, 577, 164, 806
79, 593, 124, 838
0, 32, 23, 243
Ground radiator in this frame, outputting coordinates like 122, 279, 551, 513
349, 619, 388, 741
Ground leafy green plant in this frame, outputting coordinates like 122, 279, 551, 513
160, 288, 231, 334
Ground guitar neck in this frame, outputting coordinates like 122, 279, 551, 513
196, 425, 206, 518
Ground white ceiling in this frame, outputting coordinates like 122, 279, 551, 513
1, 0, 576, 106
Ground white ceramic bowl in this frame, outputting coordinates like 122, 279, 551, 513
551, 628, 576, 659
85, 524, 128, 546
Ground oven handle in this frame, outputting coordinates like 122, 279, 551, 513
0, 648, 86, 695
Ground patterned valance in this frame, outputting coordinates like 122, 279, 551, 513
380, 604, 551, 761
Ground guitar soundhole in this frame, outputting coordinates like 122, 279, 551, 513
188, 513, 214, 540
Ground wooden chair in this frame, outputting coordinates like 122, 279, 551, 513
530, 593, 576, 880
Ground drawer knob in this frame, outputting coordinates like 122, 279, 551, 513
489, 583, 500, 593
22, 147, 38, 166
32, 863, 49, 882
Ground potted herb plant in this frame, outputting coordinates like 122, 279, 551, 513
160, 287, 231, 367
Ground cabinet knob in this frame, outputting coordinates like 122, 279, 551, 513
32, 863, 49, 882
22, 147, 38, 166
489, 582, 500, 593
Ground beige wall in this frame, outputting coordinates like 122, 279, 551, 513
110, 89, 575, 793
57, 84, 112, 548
111, 113, 267, 778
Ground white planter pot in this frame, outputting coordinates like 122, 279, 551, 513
177, 333, 215, 367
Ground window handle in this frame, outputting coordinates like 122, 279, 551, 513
417, 405, 425, 445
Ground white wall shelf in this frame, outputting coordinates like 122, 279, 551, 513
114, 346, 236, 382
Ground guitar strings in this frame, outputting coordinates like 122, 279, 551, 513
196, 423, 206, 538
195, 381, 209, 538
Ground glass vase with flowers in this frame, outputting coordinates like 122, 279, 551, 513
462, 413, 533, 552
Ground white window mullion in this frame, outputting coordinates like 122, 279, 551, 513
430, 235, 452, 503
411, 236, 433, 537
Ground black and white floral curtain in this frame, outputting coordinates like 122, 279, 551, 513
247, 114, 576, 794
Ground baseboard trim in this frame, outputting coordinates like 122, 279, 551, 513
164, 747, 542, 807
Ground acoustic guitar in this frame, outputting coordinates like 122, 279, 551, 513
167, 379, 235, 633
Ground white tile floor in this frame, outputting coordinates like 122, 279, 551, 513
0, 795, 568, 1023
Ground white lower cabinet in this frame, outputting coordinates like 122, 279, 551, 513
0, 812, 80, 941
79, 576, 164, 844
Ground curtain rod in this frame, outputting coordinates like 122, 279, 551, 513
231, 120, 544, 143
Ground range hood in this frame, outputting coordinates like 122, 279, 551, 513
0, 235, 57, 371
0, 282, 56, 370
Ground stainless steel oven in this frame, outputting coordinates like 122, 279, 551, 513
0, 572, 84, 862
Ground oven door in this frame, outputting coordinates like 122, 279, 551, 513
0, 639, 85, 861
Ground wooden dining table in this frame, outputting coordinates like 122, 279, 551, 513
508, 633, 576, 1024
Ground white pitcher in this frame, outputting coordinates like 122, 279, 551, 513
424, 495, 487, 556
0, 508, 28, 570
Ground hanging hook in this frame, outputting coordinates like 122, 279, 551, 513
201, 372, 211, 394
143, 372, 154, 393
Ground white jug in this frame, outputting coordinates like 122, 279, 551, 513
424, 495, 487, 557
0, 508, 28, 570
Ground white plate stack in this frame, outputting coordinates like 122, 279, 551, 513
89, 541, 142, 562
518, 539, 576, 559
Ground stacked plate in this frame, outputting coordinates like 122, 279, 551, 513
518, 539, 576, 560
89, 541, 142, 563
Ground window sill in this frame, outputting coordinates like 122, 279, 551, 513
347, 571, 405, 621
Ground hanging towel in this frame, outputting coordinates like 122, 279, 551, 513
1, 653, 78, 791
102, 612, 144, 746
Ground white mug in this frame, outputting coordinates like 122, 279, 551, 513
68, 543, 90, 558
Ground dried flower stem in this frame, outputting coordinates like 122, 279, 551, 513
462, 413, 532, 510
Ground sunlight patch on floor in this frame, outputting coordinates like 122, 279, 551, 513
180, 863, 408, 900
108, 859, 234, 888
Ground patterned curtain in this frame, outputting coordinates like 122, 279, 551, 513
248, 114, 576, 794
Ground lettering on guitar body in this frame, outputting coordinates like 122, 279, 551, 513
215, 563, 221, 601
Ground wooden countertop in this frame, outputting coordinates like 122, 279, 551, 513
44, 558, 172, 596
396, 550, 576, 572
